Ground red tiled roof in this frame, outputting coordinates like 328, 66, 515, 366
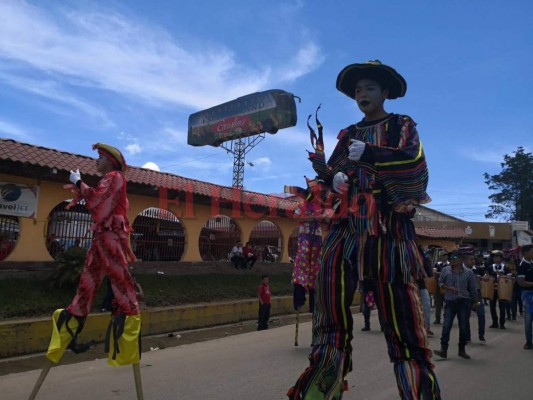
415, 226, 465, 239
0, 138, 298, 211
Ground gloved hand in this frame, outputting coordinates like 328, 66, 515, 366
332, 172, 349, 194
348, 139, 366, 162
69, 169, 82, 185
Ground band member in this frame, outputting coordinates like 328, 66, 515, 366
517, 244, 533, 349
487, 250, 512, 329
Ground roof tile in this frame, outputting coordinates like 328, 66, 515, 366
0, 138, 298, 211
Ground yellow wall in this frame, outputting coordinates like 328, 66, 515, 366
1, 173, 301, 263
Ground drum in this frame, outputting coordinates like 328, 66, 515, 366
425, 276, 437, 294
480, 275, 494, 300
497, 276, 514, 302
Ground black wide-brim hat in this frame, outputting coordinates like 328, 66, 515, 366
336, 60, 407, 100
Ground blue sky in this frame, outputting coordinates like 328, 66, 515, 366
1, 0, 531, 222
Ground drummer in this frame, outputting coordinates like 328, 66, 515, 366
486, 250, 512, 329
463, 252, 485, 342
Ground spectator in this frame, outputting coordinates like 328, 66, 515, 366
47, 233, 64, 259
68, 238, 81, 250
230, 241, 246, 269
242, 242, 257, 270
432, 249, 449, 325
360, 277, 380, 332
417, 246, 434, 336
257, 274, 271, 330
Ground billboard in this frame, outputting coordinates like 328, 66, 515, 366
188, 89, 298, 147
0, 182, 40, 218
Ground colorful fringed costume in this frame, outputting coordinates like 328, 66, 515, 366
287, 111, 441, 399
285, 107, 332, 315
291, 202, 323, 313
46, 143, 141, 368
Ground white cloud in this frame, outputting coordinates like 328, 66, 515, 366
125, 143, 141, 155
0, 69, 114, 127
142, 161, 160, 171
458, 148, 511, 164
0, 2, 321, 111
277, 42, 325, 82
0, 118, 34, 141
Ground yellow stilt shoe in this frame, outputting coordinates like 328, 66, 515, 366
46, 309, 80, 363
105, 314, 142, 366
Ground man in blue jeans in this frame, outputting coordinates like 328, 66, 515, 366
517, 244, 533, 350
464, 252, 486, 342
433, 251, 479, 359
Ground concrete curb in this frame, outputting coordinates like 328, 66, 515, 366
0, 296, 294, 358
0, 293, 362, 359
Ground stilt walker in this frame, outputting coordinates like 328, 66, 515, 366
287, 61, 441, 399
29, 143, 143, 400
285, 107, 332, 348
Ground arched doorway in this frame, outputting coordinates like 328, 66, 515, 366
249, 220, 282, 262
46, 201, 92, 259
131, 207, 186, 261
287, 226, 300, 263
199, 215, 241, 261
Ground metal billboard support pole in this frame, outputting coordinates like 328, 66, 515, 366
221, 134, 265, 189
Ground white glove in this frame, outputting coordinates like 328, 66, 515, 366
69, 169, 82, 185
348, 139, 366, 162
332, 172, 349, 194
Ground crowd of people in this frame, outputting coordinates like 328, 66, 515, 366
420, 245, 533, 360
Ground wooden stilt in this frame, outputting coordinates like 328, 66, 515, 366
132, 363, 144, 400
294, 307, 301, 346
28, 360, 53, 400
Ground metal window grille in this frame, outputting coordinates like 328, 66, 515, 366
46, 201, 93, 259
131, 208, 185, 261
0, 215, 19, 261
287, 227, 300, 261
199, 215, 241, 262
249, 221, 282, 263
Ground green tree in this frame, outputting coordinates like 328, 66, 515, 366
484, 146, 533, 226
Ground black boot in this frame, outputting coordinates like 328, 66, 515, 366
433, 348, 447, 359
458, 345, 470, 359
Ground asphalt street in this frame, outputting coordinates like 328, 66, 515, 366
1, 309, 531, 399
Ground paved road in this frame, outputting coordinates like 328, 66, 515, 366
1, 309, 531, 399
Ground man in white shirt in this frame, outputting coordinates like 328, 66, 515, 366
230, 241, 245, 269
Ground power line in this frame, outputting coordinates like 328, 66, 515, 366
159, 152, 222, 168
